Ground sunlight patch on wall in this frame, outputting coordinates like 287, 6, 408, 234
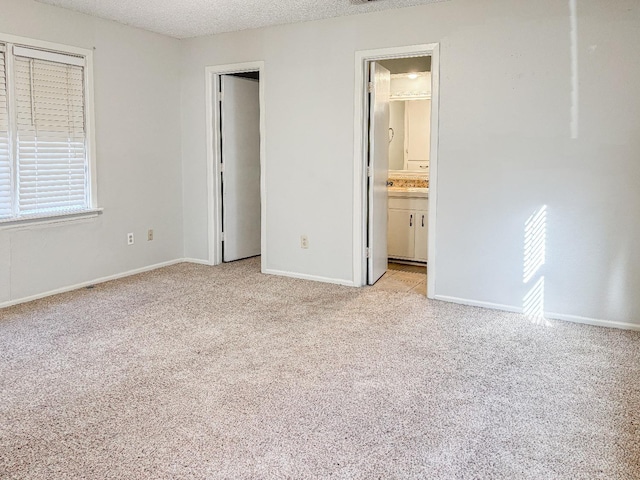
523, 205, 551, 325
524, 277, 545, 319
523, 205, 547, 283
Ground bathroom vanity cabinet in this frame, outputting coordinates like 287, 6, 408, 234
388, 192, 429, 263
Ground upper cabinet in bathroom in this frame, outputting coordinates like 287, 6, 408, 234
388, 72, 431, 173
406, 99, 431, 170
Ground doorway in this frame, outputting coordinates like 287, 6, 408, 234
352, 45, 440, 297
205, 62, 266, 269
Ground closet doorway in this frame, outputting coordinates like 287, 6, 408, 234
205, 62, 266, 268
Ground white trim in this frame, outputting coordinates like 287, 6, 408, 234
547, 312, 640, 332
434, 295, 640, 332
6, 43, 17, 219
263, 269, 356, 287
0, 32, 98, 221
13, 45, 84, 66
353, 44, 440, 298
426, 44, 440, 300
84, 48, 98, 210
0, 208, 103, 230
204, 62, 266, 273
3, 258, 635, 332
0, 32, 92, 58
434, 295, 522, 313
182, 257, 215, 266
0, 258, 184, 310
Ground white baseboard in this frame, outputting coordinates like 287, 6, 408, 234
434, 295, 524, 314
4, 262, 636, 332
183, 257, 215, 266
434, 295, 640, 332
545, 312, 640, 332
263, 268, 356, 287
1, 258, 185, 310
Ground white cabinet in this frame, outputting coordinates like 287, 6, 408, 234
388, 196, 429, 263
405, 99, 431, 170
388, 209, 415, 258
414, 211, 428, 261
407, 160, 429, 173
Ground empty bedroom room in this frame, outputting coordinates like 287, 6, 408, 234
1, 0, 639, 478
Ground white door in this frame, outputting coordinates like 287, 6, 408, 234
367, 62, 391, 285
221, 75, 261, 262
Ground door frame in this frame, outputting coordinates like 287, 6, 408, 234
352, 44, 440, 297
205, 61, 266, 270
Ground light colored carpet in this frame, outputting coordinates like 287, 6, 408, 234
0, 257, 638, 479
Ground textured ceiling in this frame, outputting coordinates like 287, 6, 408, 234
36, 0, 446, 39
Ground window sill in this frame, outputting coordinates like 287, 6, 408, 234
0, 208, 104, 231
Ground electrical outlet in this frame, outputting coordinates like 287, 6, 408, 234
300, 235, 309, 249
127, 233, 134, 245
147, 229, 154, 241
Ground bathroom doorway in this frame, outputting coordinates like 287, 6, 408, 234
352, 44, 440, 297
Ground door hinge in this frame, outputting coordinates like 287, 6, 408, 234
366, 247, 371, 258
367, 166, 372, 177
219, 90, 224, 102
368, 81, 374, 93
220, 162, 224, 173
221, 232, 225, 241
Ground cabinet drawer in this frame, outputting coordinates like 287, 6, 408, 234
389, 197, 429, 211
407, 160, 429, 172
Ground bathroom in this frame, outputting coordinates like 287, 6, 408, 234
376, 56, 431, 294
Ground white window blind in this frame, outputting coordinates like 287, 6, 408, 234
0, 45, 10, 219
14, 50, 87, 216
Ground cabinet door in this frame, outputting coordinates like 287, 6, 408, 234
388, 209, 415, 259
414, 210, 428, 262
406, 99, 431, 162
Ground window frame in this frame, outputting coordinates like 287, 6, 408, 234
0, 32, 98, 229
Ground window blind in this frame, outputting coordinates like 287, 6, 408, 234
14, 52, 87, 216
0, 45, 10, 219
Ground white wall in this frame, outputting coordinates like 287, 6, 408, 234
0, 0, 184, 304
180, 0, 640, 328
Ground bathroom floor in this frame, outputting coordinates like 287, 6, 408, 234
372, 262, 427, 295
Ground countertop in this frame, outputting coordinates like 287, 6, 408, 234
388, 187, 429, 198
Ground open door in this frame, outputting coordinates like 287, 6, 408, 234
221, 75, 261, 262
367, 62, 391, 285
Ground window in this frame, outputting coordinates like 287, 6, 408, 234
0, 37, 96, 224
